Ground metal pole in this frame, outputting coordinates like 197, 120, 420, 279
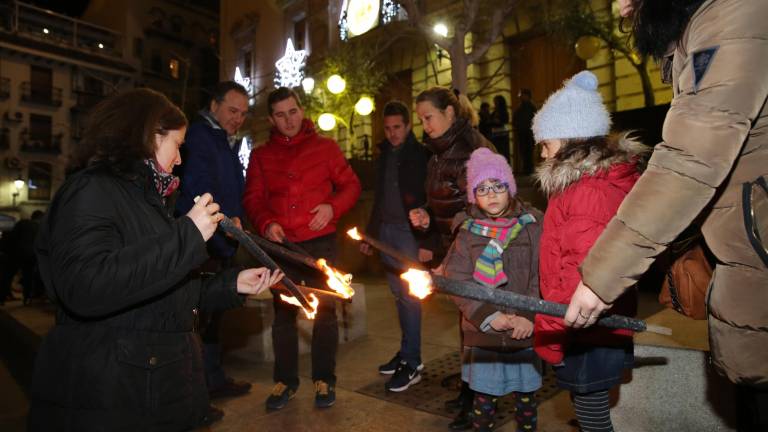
218, 217, 313, 311
430, 275, 648, 332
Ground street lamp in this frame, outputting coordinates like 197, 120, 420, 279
326, 74, 346, 94
302, 77, 315, 94
12, 175, 23, 207
433, 23, 448, 38
318, 113, 337, 131
354, 96, 374, 116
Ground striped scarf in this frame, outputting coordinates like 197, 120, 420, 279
461, 213, 536, 288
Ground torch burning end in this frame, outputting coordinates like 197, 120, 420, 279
346, 227, 362, 241
316, 258, 355, 299
400, 268, 433, 299
280, 293, 320, 319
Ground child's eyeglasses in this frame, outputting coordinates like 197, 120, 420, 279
474, 182, 509, 196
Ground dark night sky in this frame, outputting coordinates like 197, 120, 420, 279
25, 0, 91, 18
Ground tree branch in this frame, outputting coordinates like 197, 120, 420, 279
396, 0, 452, 51
467, 0, 518, 64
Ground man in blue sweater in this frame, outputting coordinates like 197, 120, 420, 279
175, 81, 250, 419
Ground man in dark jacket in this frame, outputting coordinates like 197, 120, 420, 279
175, 81, 250, 410
512, 89, 536, 175
243, 87, 361, 411
361, 101, 433, 392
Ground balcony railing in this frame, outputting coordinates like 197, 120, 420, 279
0, 77, 9, 100
20, 82, 62, 107
1, 1, 124, 59
20, 130, 62, 154
71, 88, 105, 112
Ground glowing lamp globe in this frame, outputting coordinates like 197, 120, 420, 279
318, 113, 337, 131
301, 77, 315, 93
354, 96, 374, 116
326, 74, 346, 94
575, 35, 601, 61
433, 23, 448, 38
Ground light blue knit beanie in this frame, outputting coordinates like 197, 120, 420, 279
532, 70, 611, 143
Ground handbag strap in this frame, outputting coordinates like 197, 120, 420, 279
665, 270, 684, 314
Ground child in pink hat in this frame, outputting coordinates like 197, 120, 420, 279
441, 147, 543, 432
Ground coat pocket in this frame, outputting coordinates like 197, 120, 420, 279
741, 176, 768, 268
115, 338, 197, 409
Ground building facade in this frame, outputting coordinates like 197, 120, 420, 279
0, 0, 220, 218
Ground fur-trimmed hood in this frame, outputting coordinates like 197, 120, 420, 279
535, 133, 649, 196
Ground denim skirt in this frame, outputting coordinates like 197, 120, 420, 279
461, 347, 543, 396
552, 344, 634, 394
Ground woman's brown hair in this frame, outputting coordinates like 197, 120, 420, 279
73, 88, 187, 174
416, 87, 479, 126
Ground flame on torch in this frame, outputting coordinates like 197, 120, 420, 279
280, 293, 320, 319
400, 268, 434, 299
346, 227, 362, 241
316, 258, 355, 299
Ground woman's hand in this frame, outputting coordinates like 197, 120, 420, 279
409, 208, 430, 230
236, 268, 284, 295
187, 193, 223, 241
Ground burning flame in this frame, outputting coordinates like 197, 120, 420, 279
316, 258, 355, 299
280, 293, 320, 319
400, 268, 434, 299
346, 227, 362, 241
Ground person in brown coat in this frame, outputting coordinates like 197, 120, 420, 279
565, 1, 768, 429
442, 148, 542, 432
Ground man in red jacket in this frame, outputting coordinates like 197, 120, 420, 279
243, 87, 361, 411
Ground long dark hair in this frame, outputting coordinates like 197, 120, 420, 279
73, 88, 187, 174
628, 0, 705, 60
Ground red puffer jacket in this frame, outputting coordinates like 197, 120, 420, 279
243, 120, 361, 242
534, 136, 646, 365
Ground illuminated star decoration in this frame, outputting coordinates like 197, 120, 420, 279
234, 66, 252, 95
274, 38, 308, 88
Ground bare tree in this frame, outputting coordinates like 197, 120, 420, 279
395, 0, 519, 95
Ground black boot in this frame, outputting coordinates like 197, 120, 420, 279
445, 381, 474, 411
448, 383, 475, 431
448, 404, 473, 431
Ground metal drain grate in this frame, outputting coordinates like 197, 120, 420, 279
355, 351, 562, 427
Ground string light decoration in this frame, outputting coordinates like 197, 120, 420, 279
274, 38, 308, 88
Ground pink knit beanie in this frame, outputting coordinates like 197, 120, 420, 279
465, 148, 517, 203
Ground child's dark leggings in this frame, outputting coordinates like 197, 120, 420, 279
472, 391, 537, 432
572, 390, 613, 432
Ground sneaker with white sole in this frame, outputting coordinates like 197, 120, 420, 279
385, 361, 422, 392
379, 354, 424, 375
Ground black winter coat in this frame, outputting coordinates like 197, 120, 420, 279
30, 163, 244, 432
424, 118, 495, 253
366, 133, 434, 247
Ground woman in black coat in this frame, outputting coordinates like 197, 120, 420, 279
28, 88, 282, 432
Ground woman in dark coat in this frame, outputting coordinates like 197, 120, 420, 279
28, 88, 282, 432
409, 87, 495, 256
409, 87, 495, 429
